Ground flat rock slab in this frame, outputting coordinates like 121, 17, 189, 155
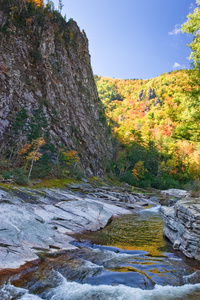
0, 186, 131, 270
160, 197, 200, 260
161, 189, 191, 199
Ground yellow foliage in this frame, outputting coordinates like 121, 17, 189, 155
188, 150, 200, 179
27, 0, 44, 7
18, 137, 45, 179
18, 143, 32, 155
132, 161, 146, 180
166, 159, 176, 169
27, 150, 42, 162
60, 149, 79, 165
19, 137, 45, 161
10, 6, 18, 11
160, 160, 177, 175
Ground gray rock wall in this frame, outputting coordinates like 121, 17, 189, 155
0, 8, 113, 175
160, 198, 200, 260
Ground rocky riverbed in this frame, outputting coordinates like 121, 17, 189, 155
0, 182, 199, 275
0, 182, 158, 271
1, 184, 200, 300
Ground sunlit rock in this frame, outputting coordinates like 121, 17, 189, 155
161, 198, 200, 260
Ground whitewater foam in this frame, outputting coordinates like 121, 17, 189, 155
1, 273, 200, 300
42, 272, 200, 300
143, 205, 161, 212
0, 283, 42, 300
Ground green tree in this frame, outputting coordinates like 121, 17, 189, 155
28, 104, 48, 141
8, 107, 28, 164
58, 0, 63, 13
13, 106, 29, 135
56, 149, 80, 177
182, 1, 200, 68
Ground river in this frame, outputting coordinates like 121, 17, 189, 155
1, 205, 200, 299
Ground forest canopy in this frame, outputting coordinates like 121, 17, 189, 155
95, 69, 200, 189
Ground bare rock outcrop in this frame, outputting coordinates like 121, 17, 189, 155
0, 4, 113, 176
160, 198, 200, 260
146, 88, 157, 101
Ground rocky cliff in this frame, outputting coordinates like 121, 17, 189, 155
0, 1, 113, 176
161, 198, 200, 260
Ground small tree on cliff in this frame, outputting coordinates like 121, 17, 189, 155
8, 106, 29, 165
28, 104, 48, 142
19, 137, 45, 179
57, 149, 80, 177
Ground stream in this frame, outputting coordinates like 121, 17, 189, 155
1, 205, 200, 299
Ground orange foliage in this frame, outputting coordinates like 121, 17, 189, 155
18, 143, 32, 155
95, 69, 200, 182
132, 161, 146, 180
19, 138, 45, 161
26, 137, 45, 162
27, 0, 44, 7
25, 18, 33, 27
60, 149, 79, 165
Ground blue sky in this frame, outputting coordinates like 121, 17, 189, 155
53, 0, 197, 79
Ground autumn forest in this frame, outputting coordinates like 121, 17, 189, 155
93, 2, 200, 191
95, 69, 200, 190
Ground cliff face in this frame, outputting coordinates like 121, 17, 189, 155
161, 198, 200, 260
0, 3, 113, 176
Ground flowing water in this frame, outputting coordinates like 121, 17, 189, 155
1, 206, 200, 299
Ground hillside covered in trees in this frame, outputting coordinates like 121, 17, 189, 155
94, 1, 200, 190
95, 69, 200, 189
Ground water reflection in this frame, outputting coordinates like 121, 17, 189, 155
75, 211, 170, 257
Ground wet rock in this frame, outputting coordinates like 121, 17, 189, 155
160, 198, 200, 260
183, 270, 200, 284
0, 181, 161, 270
173, 239, 181, 250
0, 186, 130, 270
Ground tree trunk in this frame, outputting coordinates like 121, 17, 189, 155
28, 158, 34, 179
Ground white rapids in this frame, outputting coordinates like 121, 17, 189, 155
2, 274, 200, 300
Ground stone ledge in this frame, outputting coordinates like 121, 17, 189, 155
161, 197, 200, 260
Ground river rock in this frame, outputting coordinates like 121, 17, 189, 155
161, 189, 191, 199
160, 198, 200, 260
0, 186, 130, 270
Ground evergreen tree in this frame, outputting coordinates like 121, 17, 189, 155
28, 104, 48, 141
